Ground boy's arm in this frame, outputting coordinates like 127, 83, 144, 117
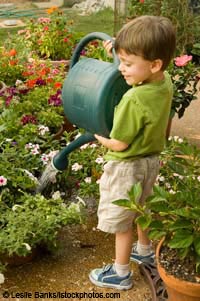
94, 134, 128, 152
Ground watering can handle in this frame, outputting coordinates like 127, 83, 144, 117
70, 32, 118, 68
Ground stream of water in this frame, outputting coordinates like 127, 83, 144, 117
36, 162, 58, 193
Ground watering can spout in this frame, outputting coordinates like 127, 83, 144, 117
52, 132, 96, 171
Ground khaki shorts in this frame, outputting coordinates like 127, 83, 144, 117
97, 156, 160, 233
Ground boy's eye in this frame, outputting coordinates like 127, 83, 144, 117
124, 63, 132, 67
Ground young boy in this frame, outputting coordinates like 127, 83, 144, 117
89, 15, 176, 290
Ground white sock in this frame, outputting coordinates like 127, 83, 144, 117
136, 241, 153, 256
114, 262, 130, 277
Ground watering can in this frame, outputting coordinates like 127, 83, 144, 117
52, 32, 130, 171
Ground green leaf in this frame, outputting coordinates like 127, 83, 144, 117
148, 197, 169, 212
169, 230, 193, 248
194, 236, 200, 256
148, 229, 166, 240
136, 215, 151, 230
112, 199, 132, 209
169, 219, 192, 230
129, 182, 142, 202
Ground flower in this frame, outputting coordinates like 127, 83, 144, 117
174, 55, 193, 67
84, 177, 92, 183
0, 176, 7, 186
72, 163, 83, 171
17, 7, 82, 60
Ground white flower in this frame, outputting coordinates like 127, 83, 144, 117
25, 143, 33, 149
173, 136, 179, 142
41, 154, 50, 165
0, 273, 5, 284
165, 182, 171, 189
31, 148, 40, 155
157, 175, 165, 182
38, 125, 49, 136
0, 175, 7, 186
178, 138, 183, 143
15, 79, 23, 86
22, 243, 31, 251
72, 163, 83, 171
80, 143, 89, 150
52, 191, 61, 200
168, 136, 173, 141
84, 177, 92, 183
169, 189, 176, 194
95, 157, 104, 164
197, 176, 200, 182
90, 143, 97, 148
48, 150, 58, 158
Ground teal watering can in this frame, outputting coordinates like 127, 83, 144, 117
52, 32, 130, 171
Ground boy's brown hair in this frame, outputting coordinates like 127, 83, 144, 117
115, 15, 176, 70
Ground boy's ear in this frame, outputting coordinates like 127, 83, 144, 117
151, 59, 163, 73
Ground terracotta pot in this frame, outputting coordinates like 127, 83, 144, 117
53, 116, 76, 140
156, 238, 200, 301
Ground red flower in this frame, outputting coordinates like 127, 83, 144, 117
26, 79, 37, 88
21, 114, 37, 125
174, 55, 193, 67
139, 0, 144, 3
9, 49, 17, 56
9, 59, 18, 66
54, 82, 62, 89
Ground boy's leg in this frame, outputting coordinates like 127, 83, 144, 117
115, 228, 133, 276
130, 224, 155, 264
89, 228, 134, 290
115, 227, 133, 264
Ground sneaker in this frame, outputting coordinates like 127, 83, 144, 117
130, 243, 155, 265
89, 264, 133, 290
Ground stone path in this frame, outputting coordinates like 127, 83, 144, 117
171, 82, 200, 146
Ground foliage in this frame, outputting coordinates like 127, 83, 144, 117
0, 193, 85, 257
0, 47, 26, 86
168, 54, 199, 118
128, 0, 199, 54
0, 59, 86, 274
113, 137, 200, 273
16, 6, 82, 60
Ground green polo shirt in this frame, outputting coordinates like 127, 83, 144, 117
105, 71, 173, 161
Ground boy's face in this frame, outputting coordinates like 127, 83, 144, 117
118, 49, 155, 86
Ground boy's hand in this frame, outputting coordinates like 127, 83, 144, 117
94, 134, 128, 152
103, 40, 114, 58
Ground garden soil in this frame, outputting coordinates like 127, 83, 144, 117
0, 1, 200, 300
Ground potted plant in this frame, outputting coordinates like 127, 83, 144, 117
113, 137, 200, 301
16, 6, 82, 61
0, 192, 85, 264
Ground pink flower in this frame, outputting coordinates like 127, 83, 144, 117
0, 175, 7, 186
174, 55, 193, 67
